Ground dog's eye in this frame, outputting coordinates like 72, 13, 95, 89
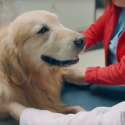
37, 27, 49, 34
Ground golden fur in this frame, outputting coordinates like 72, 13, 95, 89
0, 10, 84, 122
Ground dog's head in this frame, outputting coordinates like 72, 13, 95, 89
0, 10, 85, 85
8, 10, 85, 66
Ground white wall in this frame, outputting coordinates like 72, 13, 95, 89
22, 0, 95, 31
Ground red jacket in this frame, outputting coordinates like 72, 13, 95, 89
82, 3, 125, 85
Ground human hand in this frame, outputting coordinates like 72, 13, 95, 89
62, 64, 89, 85
8, 102, 27, 121
0, 101, 26, 121
57, 106, 86, 114
0, 100, 10, 119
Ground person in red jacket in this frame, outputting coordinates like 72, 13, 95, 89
63, 0, 125, 86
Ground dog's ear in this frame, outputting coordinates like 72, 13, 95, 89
0, 53, 27, 85
0, 25, 29, 85
0, 26, 29, 85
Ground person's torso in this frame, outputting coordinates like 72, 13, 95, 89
108, 8, 125, 64
103, 5, 125, 65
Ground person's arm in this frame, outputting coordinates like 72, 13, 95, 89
63, 54, 125, 85
82, 5, 109, 50
85, 55, 125, 85
1, 101, 125, 125
19, 102, 125, 125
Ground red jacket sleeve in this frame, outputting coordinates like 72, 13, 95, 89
85, 55, 125, 85
81, 7, 109, 50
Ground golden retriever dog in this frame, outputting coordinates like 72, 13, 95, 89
0, 10, 85, 123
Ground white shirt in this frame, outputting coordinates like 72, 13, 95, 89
20, 101, 125, 125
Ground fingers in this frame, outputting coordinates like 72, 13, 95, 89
57, 106, 86, 114
57, 107, 75, 114
62, 68, 72, 83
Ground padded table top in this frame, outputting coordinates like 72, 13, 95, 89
61, 83, 125, 111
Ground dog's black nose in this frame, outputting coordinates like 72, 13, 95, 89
74, 36, 85, 49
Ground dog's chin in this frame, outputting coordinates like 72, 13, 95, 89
41, 55, 79, 67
